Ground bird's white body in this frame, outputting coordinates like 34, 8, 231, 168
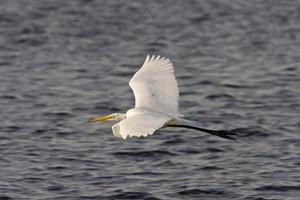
106, 55, 182, 139
111, 107, 176, 139
125, 108, 166, 120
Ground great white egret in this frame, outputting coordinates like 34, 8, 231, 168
90, 55, 236, 140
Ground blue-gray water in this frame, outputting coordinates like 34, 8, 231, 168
1, 0, 300, 199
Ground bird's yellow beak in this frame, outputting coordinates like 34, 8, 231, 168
89, 114, 114, 123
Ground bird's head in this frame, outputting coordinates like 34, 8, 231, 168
89, 113, 126, 123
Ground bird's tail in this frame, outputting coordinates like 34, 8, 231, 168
167, 119, 237, 140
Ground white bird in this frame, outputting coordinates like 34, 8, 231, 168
90, 55, 236, 140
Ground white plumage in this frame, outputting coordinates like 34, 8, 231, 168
90, 55, 237, 141
114, 55, 181, 139
117, 112, 170, 139
129, 55, 180, 117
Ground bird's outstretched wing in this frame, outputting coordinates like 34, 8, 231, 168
129, 55, 180, 117
112, 114, 170, 139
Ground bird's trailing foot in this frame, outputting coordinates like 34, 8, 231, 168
207, 129, 237, 140
167, 124, 238, 140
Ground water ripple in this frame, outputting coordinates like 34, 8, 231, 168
0, 0, 299, 199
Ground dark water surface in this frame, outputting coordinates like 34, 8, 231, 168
1, 0, 300, 199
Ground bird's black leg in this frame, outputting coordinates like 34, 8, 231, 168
167, 124, 237, 140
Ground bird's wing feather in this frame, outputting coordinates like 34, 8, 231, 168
129, 55, 180, 117
113, 114, 170, 139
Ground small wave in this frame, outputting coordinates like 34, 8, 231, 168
205, 93, 235, 100
190, 14, 211, 23
21, 177, 44, 183
206, 147, 225, 153
231, 126, 272, 138
0, 195, 12, 200
0, 95, 18, 100
94, 105, 119, 112
196, 80, 216, 85
43, 111, 73, 117
46, 185, 65, 191
147, 41, 167, 47
255, 185, 300, 192
55, 130, 76, 136
13, 36, 47, 47
78, 195, 105, 199
162, 138, 185, 145
242, 196, 280, 200
179, 148, 201, 154
199, 166, 224, 170
112, 150, 177, 158
106, 191, 160, 200
178, 188, 226, 196
132, 171, 166, 176
0, 61, 12, 66
1, 125, 21, 133
223, 83, 256, 89
30, 129, 47, 135
152, 160, 175, 167
46, 165, 68, 171
111, 71, 132, 77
